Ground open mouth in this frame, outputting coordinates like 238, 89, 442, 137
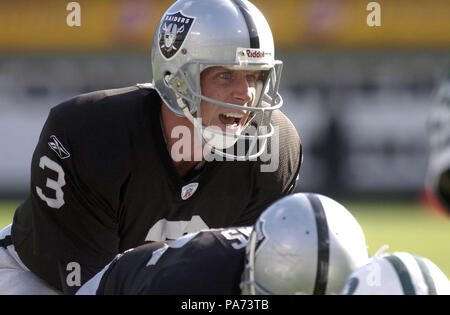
219, 112, 245, 129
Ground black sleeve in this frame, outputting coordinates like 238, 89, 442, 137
26, 93, 132, 291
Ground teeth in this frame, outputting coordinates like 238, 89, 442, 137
222, 112, 244, 118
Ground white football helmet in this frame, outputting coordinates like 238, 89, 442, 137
151, 0, 283, 160
240, 193, 369, 295
340, 252, 450, 295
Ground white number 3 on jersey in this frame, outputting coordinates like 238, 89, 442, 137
36, 155, 66, 209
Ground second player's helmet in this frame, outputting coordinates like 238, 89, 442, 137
151, 0, 283, 160
340, 252, 450, 295
240, 193, 369, 295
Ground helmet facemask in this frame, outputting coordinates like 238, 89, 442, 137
240, 228, 275, 295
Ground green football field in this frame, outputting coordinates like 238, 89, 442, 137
0, 199, 449, 278
342, 200, 450, 279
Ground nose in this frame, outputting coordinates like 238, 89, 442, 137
232, 74, 253, 106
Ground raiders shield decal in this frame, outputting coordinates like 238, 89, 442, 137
158, 11, 196, 59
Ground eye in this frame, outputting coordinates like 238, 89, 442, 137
246, 74, 257, 83
218, 72, 231, 80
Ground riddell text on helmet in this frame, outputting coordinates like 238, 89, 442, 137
246, 49, 265, 58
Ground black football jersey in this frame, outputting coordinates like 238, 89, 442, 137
11, 85, 301, 293
77, 227, 252, 295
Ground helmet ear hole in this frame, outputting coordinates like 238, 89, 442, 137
163, 72, 172, 87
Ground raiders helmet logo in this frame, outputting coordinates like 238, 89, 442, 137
158, 11, 195, 59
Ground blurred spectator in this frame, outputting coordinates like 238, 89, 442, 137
424, 70, 450, 215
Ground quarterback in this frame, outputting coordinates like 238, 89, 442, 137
76, 193, 369, 295
0, 0, 301, 294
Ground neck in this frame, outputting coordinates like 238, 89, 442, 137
160, 103, 204, 177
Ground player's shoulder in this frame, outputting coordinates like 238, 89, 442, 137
247, 109, 302, 198
49, 84, 159, 121
68, 83, 156, 104
268, 109, 302, 159
258, 109, 303, 176
271, 109, 300, 141
38, 84, 161, 172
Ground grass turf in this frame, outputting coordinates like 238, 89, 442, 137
342, 200, 450, 278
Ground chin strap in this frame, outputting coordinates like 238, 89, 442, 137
373, 244, 389, 258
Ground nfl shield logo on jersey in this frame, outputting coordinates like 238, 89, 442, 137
158, 11, 196, 59
181, 182, 199, 200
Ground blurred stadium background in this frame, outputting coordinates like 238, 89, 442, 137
0, 0, 449, 278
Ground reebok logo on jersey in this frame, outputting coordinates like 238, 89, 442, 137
48, 135, 70, 159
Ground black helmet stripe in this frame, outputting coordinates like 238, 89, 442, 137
413, 255, 437, 295
306, 193, 330, 295
385, 255, 416, 295
231, 0, 260, 48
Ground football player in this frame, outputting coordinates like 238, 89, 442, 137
76, 193, 369, 295
424, 71, 450, 215
340, 252, 450, 295
0, 0, 302, 294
